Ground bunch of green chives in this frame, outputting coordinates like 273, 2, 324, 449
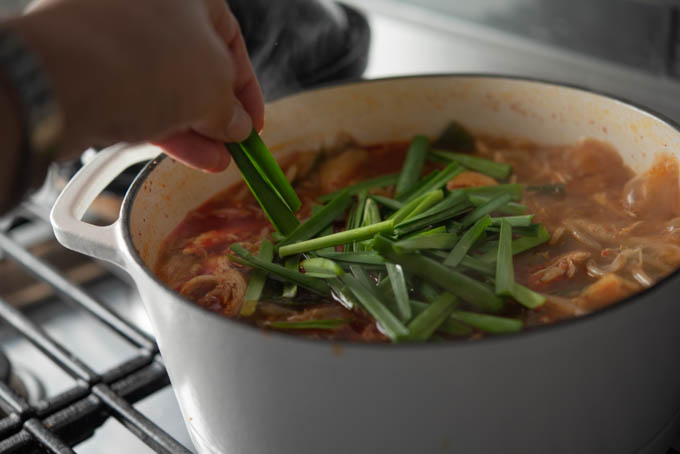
227, 122, 554, 342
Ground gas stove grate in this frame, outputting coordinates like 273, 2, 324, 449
0, 211, 191, 453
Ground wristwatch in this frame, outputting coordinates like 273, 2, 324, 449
0, 25, 63, 199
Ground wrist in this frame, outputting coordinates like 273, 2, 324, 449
4, 9, 101, 157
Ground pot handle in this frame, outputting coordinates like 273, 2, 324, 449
50, 143, 162, 268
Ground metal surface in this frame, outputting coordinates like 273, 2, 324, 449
0, 214, 193, 452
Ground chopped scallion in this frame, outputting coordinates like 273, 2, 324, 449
318, 173, 399, 202
401, 163, 462, 203
369, 194, 403, 211
278, 189, 351, 248
279, 220, 394, 257
240, 239, 274, 316
394, 232, 458, 251
236, 129, 302, 211
526, 183, 566, 195
386, 263, 411, 321
395, 135, 430, 198
229, 244, 328, 295
468, 194, 527, 215
340, 274, 409, 341
461, 193, 513, 227
509, 282, 546, 309
373, 236, 503, 313
489, 215, 534, 227
315, 251, 387, 265
444, 215, 492, 267
451, 311, 523, 333
282, 256, 300, 298
407, 292, 458, 341
226, 142, 300, 235
300, 257, 345, 278
431, 149, 512, 180
495, 219, 514, 295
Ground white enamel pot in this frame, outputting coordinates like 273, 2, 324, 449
51, 76, 680, 454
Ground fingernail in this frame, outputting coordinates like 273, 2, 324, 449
227, 101, 252, 141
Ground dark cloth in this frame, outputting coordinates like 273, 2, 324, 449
229, 0, 370, 100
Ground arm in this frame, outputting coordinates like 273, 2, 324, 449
0, 0, 264, 211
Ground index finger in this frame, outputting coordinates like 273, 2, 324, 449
205, 0, 264, 131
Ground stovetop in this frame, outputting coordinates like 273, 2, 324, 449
1, 1, 680, 452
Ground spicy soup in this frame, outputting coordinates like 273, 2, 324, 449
155, 134, 680, 342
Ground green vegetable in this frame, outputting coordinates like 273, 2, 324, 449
300, 257, 344, 278
369, 194, 403, 211
431, 149, 512, 180
315, 251, 387, 265
461, 193, 513, 227
489, 215, 534, 227
362, 198, 382, 226
401, 163, 462, 203
459, 255, 496, 275
373, 236, 503, 313
278, 189, 351, 248
236, 129, 302, 211
509, 282, 546, 309
282, 256, 300, 298
478, 224, 551, 262
229, 244, 328, 295
432, 121, 475, 152
386, 263, 411, 321
409, 300, 473, 336
279, 220, 394, 257
444, 215, 492, 267
495, 219, 514, 296
468, 194, 527, 216
395, 135, 429, 198
403, 190, 444, 222
526, 183, 566, 195
390, 190, 443, 225
394, 203, 472, 236
396, 169, 440, 202
388, 190, 444, 225
327, 278, 358, 310
451, 311, 523, 333
267, 319, 350, 330
318, 173, 399, 202
340, 274, 409, 341
406, 292, 458, 341
403, 191, 469, 222
226, 141, 300, 235
394, 232, 458, 251
461, 184, 523, 201
240, 239, 274, 317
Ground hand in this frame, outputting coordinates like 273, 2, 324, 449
13, 0, 264, 172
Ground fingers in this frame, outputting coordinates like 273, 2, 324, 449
153, 130, 231, 173
205, 0, 264, 131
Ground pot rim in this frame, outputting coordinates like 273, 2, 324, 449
120, 73, 680, 351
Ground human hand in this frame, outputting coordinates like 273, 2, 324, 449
15, 0, 264, 172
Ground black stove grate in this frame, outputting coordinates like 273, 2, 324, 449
0, 212, 191, 453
